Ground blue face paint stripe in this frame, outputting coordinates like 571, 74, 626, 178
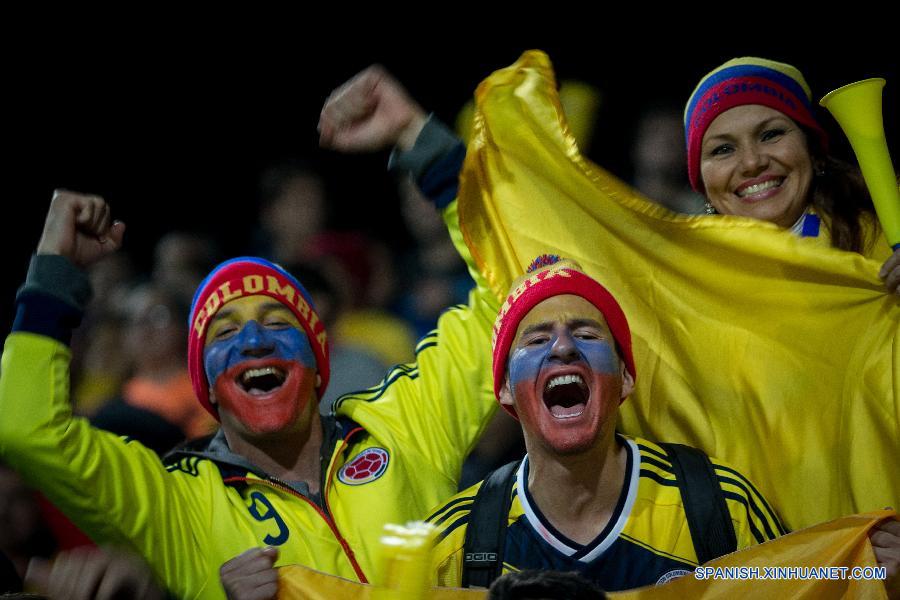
508, 335, 619, 390
203, 320, 316, 386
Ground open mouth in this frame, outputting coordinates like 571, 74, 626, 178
238, 366, 287, 395
543, 374, 589, 419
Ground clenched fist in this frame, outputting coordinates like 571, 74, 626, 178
319, 64, 427, 153
37, 189, 125, 269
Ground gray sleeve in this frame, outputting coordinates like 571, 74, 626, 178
17, 254, 92, 312
387, 115, 461, 179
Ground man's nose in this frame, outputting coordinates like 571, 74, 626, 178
236, 320, 275, 358
549, 330, 580, 363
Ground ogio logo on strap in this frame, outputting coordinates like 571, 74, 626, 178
464, 552, 498, 566
338, 447, 389, 485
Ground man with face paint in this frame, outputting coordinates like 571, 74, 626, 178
425, 256, 785, 591
0, 188, 499, 599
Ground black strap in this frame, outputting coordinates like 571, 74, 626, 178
461, 460, 520, 589
659, 442, 737, 565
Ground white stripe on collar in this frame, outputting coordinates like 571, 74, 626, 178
789, 211, 808, 235
516, 437, 641, 562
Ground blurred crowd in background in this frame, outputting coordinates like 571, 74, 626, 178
1, 85, 710, 591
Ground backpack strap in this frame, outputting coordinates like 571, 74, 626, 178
659, 442, 737, 564
461, 460, 520, 588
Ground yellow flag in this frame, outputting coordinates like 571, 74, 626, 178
609, 511, 892, 599
277, 566, 485, 599
456, 50, 900, 531
278, 512, 893, 599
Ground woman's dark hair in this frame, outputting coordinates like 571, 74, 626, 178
806, 134, 880, 254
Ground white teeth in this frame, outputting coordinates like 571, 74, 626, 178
738, 179, 781, 197
241, 367, 284, 384
546, 374, 584, 390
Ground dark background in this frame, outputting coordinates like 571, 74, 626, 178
3, 30, 897, 331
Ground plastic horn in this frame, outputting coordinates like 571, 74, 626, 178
820, 78, 900, 250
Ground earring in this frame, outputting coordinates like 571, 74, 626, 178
814, 166, 826, 177
704, 201, 717, 215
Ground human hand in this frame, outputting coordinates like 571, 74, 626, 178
870, 518, 900, 599
25, 547, 165, 600
319, 64, 427, 153
879, 249, 900, 296
220, 546, 279, 600
36, 190, 125, 269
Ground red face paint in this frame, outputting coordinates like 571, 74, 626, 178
213, 358, 316, 435
513, 363, 621, 456
506, 295, 626, 455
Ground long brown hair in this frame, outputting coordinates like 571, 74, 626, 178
807, 136, 879, 254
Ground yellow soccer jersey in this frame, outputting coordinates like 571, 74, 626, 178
427, 436, 784, 591
0, 202, 500, 599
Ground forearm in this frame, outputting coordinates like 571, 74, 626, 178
389, 116, 494, 306
0, 254, 89, 451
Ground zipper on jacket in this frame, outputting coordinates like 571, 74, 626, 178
222, 425, 369, 583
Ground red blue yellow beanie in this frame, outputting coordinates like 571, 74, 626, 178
187, 257, 330, 418
684, 57, 829, 192
491, 256, 635, 418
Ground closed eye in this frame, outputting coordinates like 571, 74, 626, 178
262, 318, 292, 329
260, 307, 298, 329
761, 128, 786, 142
523, 334, 550, 347
212, 324, 239, 340
574, 330, 602, 340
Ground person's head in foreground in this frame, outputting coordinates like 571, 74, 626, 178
487, 569, 607, 600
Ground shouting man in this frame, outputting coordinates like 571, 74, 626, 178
0, 187, 497, 598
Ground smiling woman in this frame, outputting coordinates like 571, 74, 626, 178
685, 57, 895, 267
700, 105, 815, 228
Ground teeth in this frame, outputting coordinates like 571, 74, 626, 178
546, 374, 584, 390
738, 179, 781, 197
241, 367, 284, 384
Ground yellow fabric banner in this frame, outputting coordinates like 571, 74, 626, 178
455, 50, 900, 531
278, 565, 485, 599
610, 511, 892, 599
278, 511, 893, 599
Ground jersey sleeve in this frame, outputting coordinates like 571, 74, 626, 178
333, 197, 499, 482
423, 483, 480, 588
711, 457, 787, 548
0, 261, 210, 593
336, 118, 500, 481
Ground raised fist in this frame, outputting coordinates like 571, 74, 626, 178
319, 64, 427, 153
37, 189, 125, 269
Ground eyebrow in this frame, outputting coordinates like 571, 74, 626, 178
520, 318, 607, 337
208, 301, 291, 325
704, 116, 791, 144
